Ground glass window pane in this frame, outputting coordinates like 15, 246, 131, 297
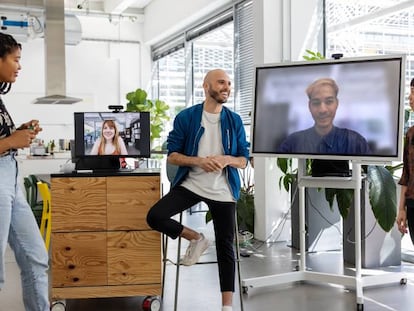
154, 48, 186, 147
192, 22, 234, 110
325, 0, 414, 127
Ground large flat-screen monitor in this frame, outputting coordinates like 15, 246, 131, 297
73, 111, 150, 171
251, 54, 406, 163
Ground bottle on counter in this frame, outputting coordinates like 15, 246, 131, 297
50, 140, 55, 155
47, 140, 55, 155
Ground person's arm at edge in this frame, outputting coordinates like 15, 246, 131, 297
397, 132, 410, 235
0, 122, 39, 154
0, 136, 14, 154
397, 185, 408, 234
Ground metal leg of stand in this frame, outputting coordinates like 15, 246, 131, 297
354, 164, 364, 307
299, 184, 306, 272
241, 160, 405, 309
174, 212, 183, 311
161, 232, 168, 300
234, 211, 245, 311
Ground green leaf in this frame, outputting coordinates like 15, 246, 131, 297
405, 108, 411, 124
126, 101, 138, 112
324, 188, 335, 210
325, 188, 353, 219
237, 191, 255, 233
305, 49, 316, 56
367, 165, 397, 232
125, 88, 170, 148
205, 210, 212, 223
155, 99, 170, 112
277, 158, 289, 174
134, 88, 148, 105
336, 189, 353, 219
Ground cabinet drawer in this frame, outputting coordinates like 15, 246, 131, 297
107, 231, 161, 285
107, 176, 160, 230
51, 232, 107, 287
51, 177, 107, 232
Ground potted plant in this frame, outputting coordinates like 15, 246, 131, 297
277, 157, 400, 232
125, 88, 170, 151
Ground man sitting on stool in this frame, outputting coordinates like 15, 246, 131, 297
146, 69, 250, 311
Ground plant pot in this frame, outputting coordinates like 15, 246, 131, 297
343, 180, 401, 268
291, 182, 342, 252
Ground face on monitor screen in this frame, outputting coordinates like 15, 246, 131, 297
251, 55, 406, 163
74, 111, 150, 158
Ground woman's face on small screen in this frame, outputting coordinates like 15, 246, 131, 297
102, 123, 115, 141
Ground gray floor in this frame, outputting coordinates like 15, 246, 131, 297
2, 210, 414, 311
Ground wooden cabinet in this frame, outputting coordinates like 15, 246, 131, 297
50, 173, 161, 300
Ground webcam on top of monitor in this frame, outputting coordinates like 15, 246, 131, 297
108, 105, 124, 112
331, 53, 344, 60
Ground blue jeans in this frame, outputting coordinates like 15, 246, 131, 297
0, 154, 50, 311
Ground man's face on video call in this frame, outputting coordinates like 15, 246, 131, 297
308, 84, 338, 131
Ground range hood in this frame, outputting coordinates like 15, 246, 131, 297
33, 0, 81, 105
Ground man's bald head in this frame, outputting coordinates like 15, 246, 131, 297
203, 69, 229, 84
203, 69, 231, 105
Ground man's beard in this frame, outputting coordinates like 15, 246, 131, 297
208, 89, 228, 104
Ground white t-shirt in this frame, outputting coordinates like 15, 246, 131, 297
181, 110, 234, 202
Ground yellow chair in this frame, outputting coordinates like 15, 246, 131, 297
37, 181, 51, 251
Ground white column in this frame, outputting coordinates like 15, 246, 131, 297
252, 0, 319, 241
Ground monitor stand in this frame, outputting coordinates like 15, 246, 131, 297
75, 157, 121, 172
311, 159, 351, 177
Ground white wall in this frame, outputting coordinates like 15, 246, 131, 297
251, 0, 319, 241
4, 16, 144, 144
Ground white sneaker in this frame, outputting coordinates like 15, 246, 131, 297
180, 233, 210, 266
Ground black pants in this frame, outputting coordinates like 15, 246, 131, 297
406, 199, 414, 245
147, 186, 236, 292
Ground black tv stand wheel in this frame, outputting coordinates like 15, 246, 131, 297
357, 303, 364, 311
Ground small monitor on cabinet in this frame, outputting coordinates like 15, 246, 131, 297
73, 111, 151, 171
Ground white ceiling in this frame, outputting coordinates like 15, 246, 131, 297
64, 0, 153, 14
0, 0, 153, 15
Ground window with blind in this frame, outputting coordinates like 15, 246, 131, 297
235, 0, 254, 125
192, 22, 234, 109
150, 0, 254, 146
324, 0, 414, 128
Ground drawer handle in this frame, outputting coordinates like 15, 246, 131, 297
73, 277, 79, 282
65, 247, 71, 251
68, 264, 75, 269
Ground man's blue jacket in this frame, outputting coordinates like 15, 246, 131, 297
167, 103, 250, 200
